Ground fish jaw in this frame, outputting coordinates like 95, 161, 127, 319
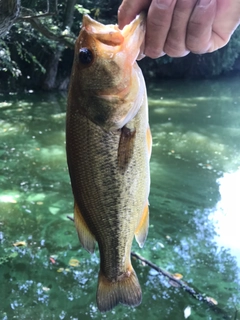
120, 12, 146, 65
68, 13, 146, 130
82, 12, 146, 65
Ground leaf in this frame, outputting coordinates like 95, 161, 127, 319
9, 252, 18, 258
49, 206, 60, 215
184, 306, 191, 319
68, 258, 80, 267
206, 296, 218, 305
49, 257, 56, 264
42, 286, 50, 292
173, 273, 183, 280
74, 4, 90, 14
13, 241, 27, 247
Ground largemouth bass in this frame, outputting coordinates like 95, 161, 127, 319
66, 12, 152, 312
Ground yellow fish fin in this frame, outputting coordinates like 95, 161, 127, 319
74, 200, 95, 253
146, 125, 152, 159
118, 126, 136, 171
135, 203, 149, 248
97, 266, 142, 312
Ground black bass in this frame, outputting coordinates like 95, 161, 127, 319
66, 12, 151, 312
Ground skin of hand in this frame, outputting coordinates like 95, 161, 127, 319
118, 0, 240, 58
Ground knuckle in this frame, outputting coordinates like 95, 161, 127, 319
186, 36, 210, 53
164, 41, 189, 57
145, 47, 163, 58
175, 0, 197, 12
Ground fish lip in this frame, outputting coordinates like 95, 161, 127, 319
82, 12, 146, 47
121, 12, 146, 40
82, 14, 106, 31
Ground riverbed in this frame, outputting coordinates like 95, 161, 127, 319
0, 76, 240, 319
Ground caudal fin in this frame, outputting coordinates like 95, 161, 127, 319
96, 268, 142, 312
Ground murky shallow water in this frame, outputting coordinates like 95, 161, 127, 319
0, 77, 240, 319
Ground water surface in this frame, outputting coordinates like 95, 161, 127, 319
0, 77, 240, 319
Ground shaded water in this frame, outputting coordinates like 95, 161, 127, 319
0, 76, 240, 319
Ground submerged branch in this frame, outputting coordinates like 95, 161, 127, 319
131, 251, 231, 317
131, 252, 215, 305
67, 215, 230, 317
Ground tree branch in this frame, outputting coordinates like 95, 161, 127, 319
64, 0, 77, 30
0, 0, 21, 37
19, 7, 75, 49
19, 12, 54, 19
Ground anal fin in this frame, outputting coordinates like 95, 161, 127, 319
135, 203, 149, 248
74, 200, 95, 253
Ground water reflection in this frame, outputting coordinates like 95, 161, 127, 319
1, 78, 240, 319
210, 169, 240, 266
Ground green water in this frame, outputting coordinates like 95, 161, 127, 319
0, 77, 240, 319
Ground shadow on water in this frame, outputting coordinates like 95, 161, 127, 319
0, 77, 240, 319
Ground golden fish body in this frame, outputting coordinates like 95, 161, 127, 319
66, 13, 151, 312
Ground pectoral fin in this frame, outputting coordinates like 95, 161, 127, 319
135, 203, 149, 248
118, 126, 136, 171
74, 201, 95, 253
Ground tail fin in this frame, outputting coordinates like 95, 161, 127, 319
96, 268, 142, 312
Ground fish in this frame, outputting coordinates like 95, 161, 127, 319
66, 12, 152, 312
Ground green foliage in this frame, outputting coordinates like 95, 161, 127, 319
141, 26, 240, 79
0, 39, 21, 78
200, 27, 240, 77
1, 0, 240, 91
74, 4, 90, 15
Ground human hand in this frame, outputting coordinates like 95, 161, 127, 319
118, 0, 240, 58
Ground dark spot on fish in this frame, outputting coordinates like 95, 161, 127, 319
79, 48, 93, 65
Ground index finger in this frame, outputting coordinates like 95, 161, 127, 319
118, 0, 151, 29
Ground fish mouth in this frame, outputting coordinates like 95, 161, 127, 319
121, 12, 146, 43
82, 12, 146, 52
120, 12, 146, 64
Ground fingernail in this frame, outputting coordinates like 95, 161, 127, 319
156, 0, 175, 9
137, 52, 146, 61
197, 0, 212, 7
137, 38, 145, 60
144, 48, 165, 59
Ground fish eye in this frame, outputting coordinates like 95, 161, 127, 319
79, 48, 93, 65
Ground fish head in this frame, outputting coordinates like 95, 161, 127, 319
69, 13, 146, 130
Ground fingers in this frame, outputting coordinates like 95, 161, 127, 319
144, 0, 177, 58
163, 0, 198, 57
118, 0, 151, 29
209, 0, 240, 52
186, 0, 217, 54
118, 0, 240, 59
146, 0, 216, 57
